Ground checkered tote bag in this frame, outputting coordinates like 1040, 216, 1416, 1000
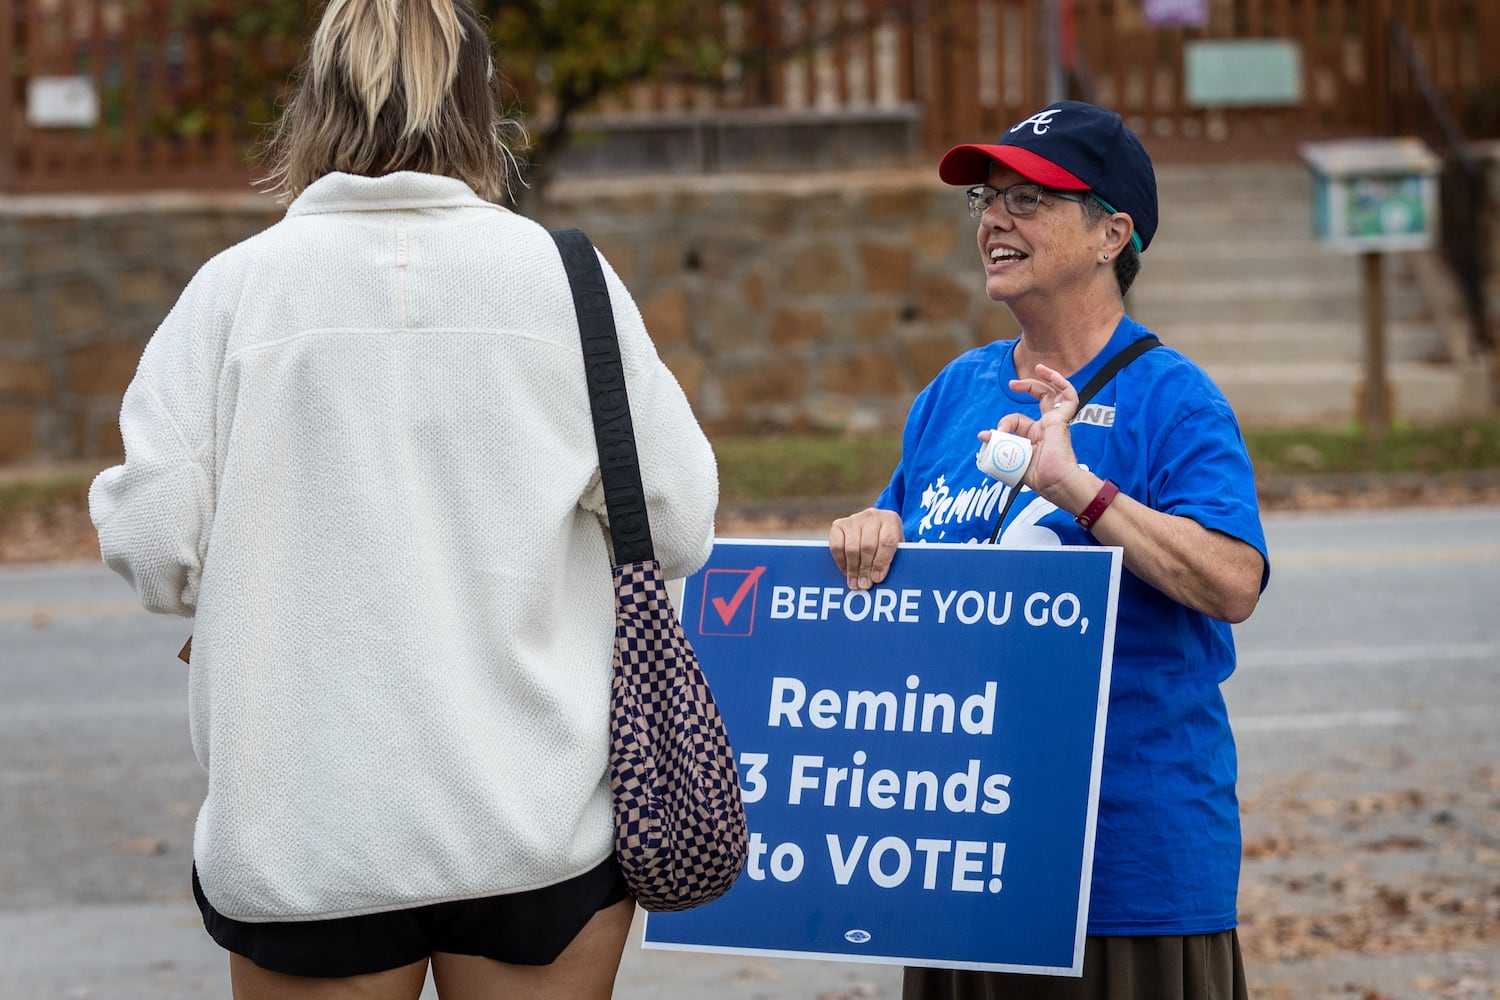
554, 228, 749, 912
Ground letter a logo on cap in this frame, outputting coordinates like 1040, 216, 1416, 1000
1011, 109, 1062, 135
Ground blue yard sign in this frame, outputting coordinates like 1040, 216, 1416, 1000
643, 540, 1122, 976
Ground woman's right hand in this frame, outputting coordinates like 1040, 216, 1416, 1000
829, 508, 904, 591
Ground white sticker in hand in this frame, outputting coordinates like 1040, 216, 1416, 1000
976, 431, 1032, 488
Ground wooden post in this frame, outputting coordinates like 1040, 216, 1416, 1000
949, 0, 981, 142
1480, 0, 1500, 95
1365, 0, 1392, 136
0, 0, 16, 191
1359, 251, 1393, 437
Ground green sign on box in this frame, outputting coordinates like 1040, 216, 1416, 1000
1185, 40, 1301, 107
1301, 139, 1442, 253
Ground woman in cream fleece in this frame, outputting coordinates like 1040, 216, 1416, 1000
88, 2, 717, 997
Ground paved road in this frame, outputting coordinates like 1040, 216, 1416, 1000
2, 507, 1497, 998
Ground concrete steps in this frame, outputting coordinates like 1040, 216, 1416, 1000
1132, 275, 1427, 325
1129, 162, 1483, 428
1140, 241, 1356, 281
1209, 360, 1484, 428
1146, 320, 1449, 366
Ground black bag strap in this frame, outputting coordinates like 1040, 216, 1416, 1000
552, 227, 655, 566
987, 335, 1161, 543
1074, 335, 1160, 405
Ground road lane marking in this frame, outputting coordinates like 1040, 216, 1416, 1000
0, 762, 200, 786
1233, 709, 1412, 732
0, 700, 181, 723
0, 601, 145, 622
1238, 641, 1497, 670
1269, 544, 1500, 569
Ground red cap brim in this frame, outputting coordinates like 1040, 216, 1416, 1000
938, 144, 1090, 190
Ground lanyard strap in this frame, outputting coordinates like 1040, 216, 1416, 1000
987, 335, 1161, 544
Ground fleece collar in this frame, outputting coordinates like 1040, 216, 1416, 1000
286, 171, 506, 217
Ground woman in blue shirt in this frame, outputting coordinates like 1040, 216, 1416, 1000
830, 101, 1270, 1000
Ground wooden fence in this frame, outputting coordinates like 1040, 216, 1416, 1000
3, 0, 1498, 193
1063, 0, 1500, 154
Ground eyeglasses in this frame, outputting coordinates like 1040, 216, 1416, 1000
966, 183, 1083, 219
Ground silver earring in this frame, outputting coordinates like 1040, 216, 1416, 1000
1102, 253, 1110, 260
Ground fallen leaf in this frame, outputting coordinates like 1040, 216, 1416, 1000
119, 837, 168, 855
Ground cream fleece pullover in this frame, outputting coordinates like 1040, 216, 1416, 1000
89, 171, 718, 921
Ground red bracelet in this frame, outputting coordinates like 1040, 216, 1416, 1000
1075, 479, 1119, 531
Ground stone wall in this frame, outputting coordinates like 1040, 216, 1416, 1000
0, 193, 277, 463
0, 171, 1011, 465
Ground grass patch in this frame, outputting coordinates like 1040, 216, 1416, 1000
1243, 420, 1500, 477
0, 471, 94, 517
711, 433, 904, 505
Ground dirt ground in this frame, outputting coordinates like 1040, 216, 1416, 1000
1237, 762, 1500, 999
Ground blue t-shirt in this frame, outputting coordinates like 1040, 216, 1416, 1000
876, 316, 1269, 936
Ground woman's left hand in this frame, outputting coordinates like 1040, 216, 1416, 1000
994, 364, 1265, 624
993, 363, 1088, 496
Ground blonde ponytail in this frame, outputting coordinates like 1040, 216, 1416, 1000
398, 0, 465, 137
260, 0, 526, 203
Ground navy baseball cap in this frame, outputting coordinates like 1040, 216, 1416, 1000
938, 101, 1158, 253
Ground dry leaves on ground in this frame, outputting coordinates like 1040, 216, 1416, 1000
1238, 766, 1500, 989
0, 496, 100, 565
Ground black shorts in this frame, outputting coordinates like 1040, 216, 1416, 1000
192, 856, 631, 978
